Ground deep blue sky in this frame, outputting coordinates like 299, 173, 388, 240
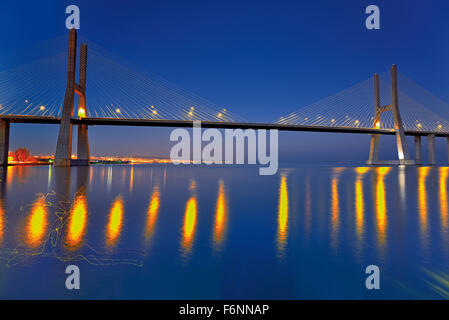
1, 0, 449, 163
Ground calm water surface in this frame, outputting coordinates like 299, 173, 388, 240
0, 164, 448, 299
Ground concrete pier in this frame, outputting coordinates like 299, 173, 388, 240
428, 134, 436, 165
367, 66, 413, 165
54, 29, 77, 167
367, 135, 379, 165
367, 74, 380, 165
75, 43, 90, 165
414, 136, 422, 165
391, 65, 411, 164
0, 120, 10, 166
76, 124, 90, 165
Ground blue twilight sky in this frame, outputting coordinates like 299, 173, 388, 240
1, 0, 449, 163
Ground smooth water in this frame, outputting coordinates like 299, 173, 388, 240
0, 164, 448, 299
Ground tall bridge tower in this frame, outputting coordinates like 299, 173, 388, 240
54, 29, 90, 167
367, 65, 413, 165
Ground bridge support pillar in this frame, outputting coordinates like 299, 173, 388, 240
367, 73, 381, 165
0, 120, 10, 166
367, 65, 414, 165
367, 135, 379, 165
73, 43, 89, 166
54, 29, 77, 167
428, 134, 436, 165
414, 136, 422, 165
391, 65, 411, 165
76, 124, 90, 166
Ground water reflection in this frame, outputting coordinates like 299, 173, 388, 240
330, 168, 344, 251
354, 167, 370, 255
439, 168, 448, 232
3, 164, 449, 299
277, 175, 289, 258
0, 200, 4, 245
374, 167, 390, 254
65, 191, 88, 251
26, 197, 49, 248
145, 186, 160, 242
7, 166, 32, 186
181, 196, 198, 258
106, 196, 124, 248
398, 166, 406, 207
418, 167, 430, 255
439, 167, 449, 255
304, 177, 312, 242
180, 180, 198, 260
106, 167, 112, 192
47, 165, 52, 191
130, 165, 134, 192
213, 180, 228, 251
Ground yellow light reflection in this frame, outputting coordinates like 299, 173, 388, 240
331, 175, 340, 249
129, 165, 134, 192
418, 167, 430, 250
355, 167, 370, 247
145, 186, 160, 240
181, 196, 197, 255
106, 196, 124, 247
26, 197, 49, 248
6, 166, 14, 187
66, 193, 88, 250
213, 180, 228, 250
277, 175, 289, 257
439, 167, 449, 231
375, 167, 390, 250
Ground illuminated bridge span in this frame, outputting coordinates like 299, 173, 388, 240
1, 29, 449, 166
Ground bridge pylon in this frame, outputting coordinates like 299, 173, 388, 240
54, 29, 90, 167
75, 43, 90, 166
367, 65, 414, 165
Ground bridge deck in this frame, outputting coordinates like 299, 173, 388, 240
2, 115, 448, 137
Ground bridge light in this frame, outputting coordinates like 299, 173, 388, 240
188, 111, 193, 116
153, 110, 158, 115
375, 121, 380, 129
116, 108, 121, 113
25, 99, 28, 103
190, 107, 194, 110
331, 119, 335, 122
78, 107, 86, 118
218, 113, 222, 117
438, 125, 442, 129
417, 123, 422, 128
223, 109, 227, 112
40, 106, 45, 110
354, 120, 359, 124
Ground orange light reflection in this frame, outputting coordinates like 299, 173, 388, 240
106, 196, 124, 247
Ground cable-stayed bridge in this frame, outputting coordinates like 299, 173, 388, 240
1, 29, 449, 166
